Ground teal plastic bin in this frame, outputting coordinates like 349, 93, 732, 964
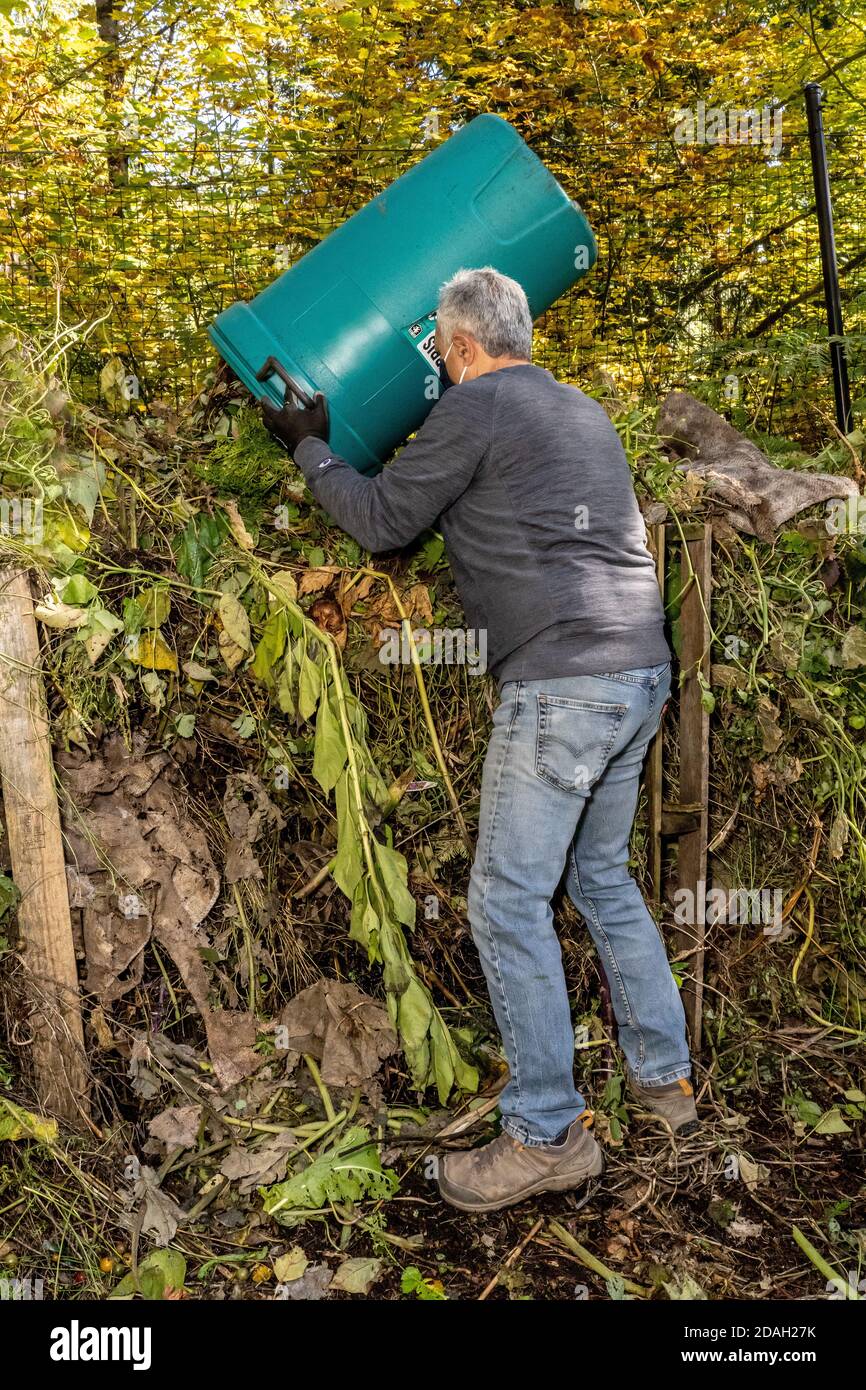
208, 114, 596, 474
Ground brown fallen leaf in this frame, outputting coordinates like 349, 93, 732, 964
751, 756, 803, 794
278, 979, 398, 1088
221, 498, 256, 551
220, 1130, 296, 1194
299, 565, 340, 596
58, 735, 265, 1090
222, 771, 285, 883
331, 1256, 382, 1295
756, 696, 783, 754
363, 590, 402, 627
338, 572, 376, 611
89, 1005, 116, 1050
148, 1105, 202, 1152
279, 1263, 332, 1300
133, 1164, 186, 1243
402, 582, 434, 625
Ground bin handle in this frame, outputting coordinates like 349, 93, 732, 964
256, 355, 315, 410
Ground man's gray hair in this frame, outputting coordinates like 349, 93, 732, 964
436, 266, 533, 360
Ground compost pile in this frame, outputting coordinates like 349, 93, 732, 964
0, 329, 864, 1302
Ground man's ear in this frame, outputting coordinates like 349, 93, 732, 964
450, 332, 475, 368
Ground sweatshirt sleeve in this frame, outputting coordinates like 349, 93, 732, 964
292, 382, 492, 553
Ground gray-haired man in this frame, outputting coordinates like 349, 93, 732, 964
261, 266, 697, 1214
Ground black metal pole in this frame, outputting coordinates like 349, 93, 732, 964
804, 82, 853, 434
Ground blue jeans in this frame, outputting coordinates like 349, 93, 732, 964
467, 661, 691, 1147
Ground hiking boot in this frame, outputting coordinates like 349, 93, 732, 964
438, 1112, 604, 1213
626, 1072, 699, 1135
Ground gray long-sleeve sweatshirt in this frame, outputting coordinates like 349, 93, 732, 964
293, 363, 670, 686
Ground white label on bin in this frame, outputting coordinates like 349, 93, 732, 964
403, 311, 441, 370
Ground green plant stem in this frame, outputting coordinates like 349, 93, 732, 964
792, 1224, 863, 1299
548, 1220, 650, 1297
360, 566, 471, 852
304, 1053, 336, 1122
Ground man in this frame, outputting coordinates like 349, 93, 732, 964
261, 266, 696, 1215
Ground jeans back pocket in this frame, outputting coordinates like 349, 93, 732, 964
534, 694, 628, 794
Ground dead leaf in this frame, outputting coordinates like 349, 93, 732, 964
751, 757, 802, 793
196, 1007, 265, 1090
728, 1218, 764, 1240
278, 979, 398, 1088
338, 573, 375, 610
220, 1130, 296, 1194
363, 589, 405, 630
58, 736, 263, 1089
829, 812, 849, 860
221, 499, 255, 551
222, 772, 286, 884
128, 631, 178, 673
182, 659, 217, 682
217, 592, 251, 670
299, 566, 340, 596
273, 1246, 308, 1283
737, 1154, 769, 1192
711, 663, 748, 690
133, 1165, 186, 1243
756, 696, 783, 753
279, 1262, 332, 1300
268, 571, 299, 605
89, 1005, 116, 1050
841, 625, 866, 668
403, 582, 433, 624
331, 1256, 382, 1295
34, 599, 88, 629
148, 1105, 202, 1152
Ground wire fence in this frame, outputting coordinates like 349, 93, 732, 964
2, 118, 864, 442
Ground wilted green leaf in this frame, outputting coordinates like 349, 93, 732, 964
312, 689, 347, 791
110, 1248, 187, 1301
174, 513, 227, 589
60, 573, 98, 605
373, 838, 416, 927
260, 1126, 398, 1220
298, 652, 323, 721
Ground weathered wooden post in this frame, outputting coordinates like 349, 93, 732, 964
645, 521, 711, 1051
0, 566, 89, 1124
672, 523, 712, 1048
645, 522, 666, 904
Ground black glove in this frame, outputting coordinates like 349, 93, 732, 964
260, 389, 330, 454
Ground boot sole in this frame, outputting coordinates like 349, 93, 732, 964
438, 1153, 605, 1214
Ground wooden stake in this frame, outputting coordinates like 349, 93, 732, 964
673, 524, 712, 1048
0, 567, 89, 1123
645, 522, 666, 903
